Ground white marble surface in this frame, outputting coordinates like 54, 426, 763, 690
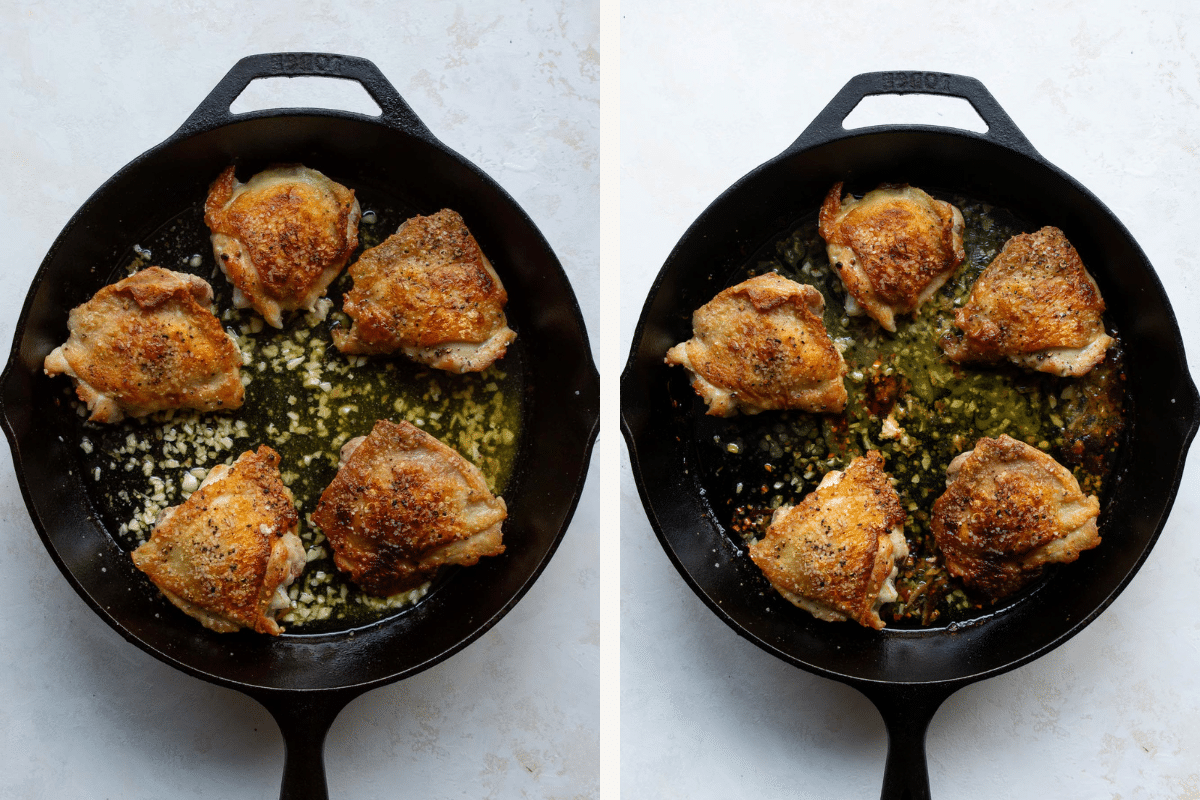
622, 4, 1200, 799
0, 3, 597, 799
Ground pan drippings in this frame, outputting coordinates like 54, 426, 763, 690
691, 194, 1127, 627
65, 194, 524, 634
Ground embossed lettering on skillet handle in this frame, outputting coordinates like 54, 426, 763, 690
787, 71, 1041, 159
878, 71, 955, 94
171, 52, 434, 142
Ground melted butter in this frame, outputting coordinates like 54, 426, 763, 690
696, 194, 1126, 627
71, 196, 524, 634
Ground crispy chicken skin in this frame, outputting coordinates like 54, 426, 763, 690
819, 182, 965, 332
204, 164, 361, 328
131, 446, 305, 635
931, 434, 1101, 600
42, 267, 244, 423
664, 272, 848, 417
312, 419, 507, 596
940, 226, 1113, 377
748, 451, 908, 629
333, 209, 516, 373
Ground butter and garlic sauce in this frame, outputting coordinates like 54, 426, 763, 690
68, 197, 524, 634
693, 196, 1126, 628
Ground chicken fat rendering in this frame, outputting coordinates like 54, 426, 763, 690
43, 266, 244, 423
204, 164, 361, 328
131, 446, 305, 635
940, 226, 1113, 377
748, 451, 908, 630
664, 272, 848, 417
931, 434, 1101, 600
333, 208, 516, 373
312, 419, 507, 596
818, 182, 965, 332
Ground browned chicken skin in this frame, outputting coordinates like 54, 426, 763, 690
819, 182, 965, 332
131, 446, 305, 635
664, 272, 848, 417
204, 164, 361, 328
931, 434, 1101, 600
312, 419, 507, 596
940, 226, 1113, 376
42, 266, 244, 423
748, 451, 908, 629
334, 208, 516, 373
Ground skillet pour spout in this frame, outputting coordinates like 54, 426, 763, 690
2, 52, 599, 800
621, 70, 1200, 800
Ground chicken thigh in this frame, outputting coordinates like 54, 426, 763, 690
940, 226, 1113, 377
43, 266, 244, 423
931, 434, 1101, 600
204, 164, 360, 328
664, 272, 847, 417
312, 419, 507, 596
131, 446, 305, 635
333, 208, 516, 373
748, 451, 908, 629
819, 182, 965, 332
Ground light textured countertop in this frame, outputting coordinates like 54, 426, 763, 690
0, 3, 598, 799
622, 4, 1200, 799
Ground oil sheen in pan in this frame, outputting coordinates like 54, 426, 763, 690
62, 188, 525, 635
686, 191, 1128, 628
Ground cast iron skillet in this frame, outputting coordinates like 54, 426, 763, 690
621, 71, 1199, 800
1, 53, 598, 800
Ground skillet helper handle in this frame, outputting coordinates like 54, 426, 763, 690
173, 52, 435, 141
857, 682, 958, 800
789, 71, 1040, 159
254, 689, 359, 800
0, 359, 20, 450
1180, 370, 1200, 445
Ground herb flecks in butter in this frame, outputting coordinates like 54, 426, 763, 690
695, 196, 1125, 628
70, 199, 523, 634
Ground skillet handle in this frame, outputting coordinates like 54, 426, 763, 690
173, 52, 435, 141
857, 682, 958, 800
253, 689, 360, 800
789, 71, 1040, 159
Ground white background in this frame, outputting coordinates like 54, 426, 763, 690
0, 2, 598, 799
622, 3, 1200, 799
